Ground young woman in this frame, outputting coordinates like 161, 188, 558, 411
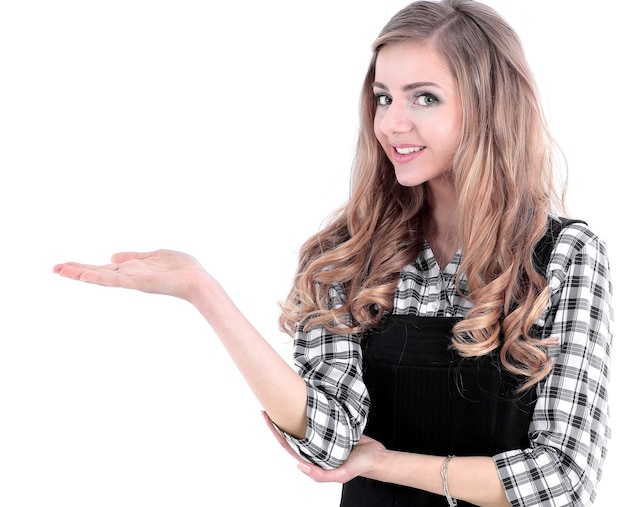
54, 1, 612, 505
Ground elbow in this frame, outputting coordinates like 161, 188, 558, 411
311, 432, 364, 471
303, 415, 365, 470
544, 446, 603, 507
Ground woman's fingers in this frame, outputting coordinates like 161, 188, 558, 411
260, 411, 353, 483
53, 261, 130, 287
261, 411, 303, 461
53, 249, 207, 300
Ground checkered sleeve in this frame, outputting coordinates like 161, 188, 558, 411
279, 284, 370, 470
494, 223, 613, 506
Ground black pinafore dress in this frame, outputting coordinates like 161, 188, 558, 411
339, 218, 578, 507
339, 315, 535, 507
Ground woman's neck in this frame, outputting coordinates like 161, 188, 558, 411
424, 178, 459, 268
425, 227, 459, 269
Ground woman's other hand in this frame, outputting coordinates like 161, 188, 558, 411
261, 411, 385, 484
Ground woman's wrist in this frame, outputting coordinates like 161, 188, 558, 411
365, 446, 399, 482
187, 269, 226, 316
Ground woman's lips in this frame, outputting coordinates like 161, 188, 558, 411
391, 145, 425, 163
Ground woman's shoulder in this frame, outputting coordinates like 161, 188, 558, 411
551, 216, 605, 255
546, 216, 610, 287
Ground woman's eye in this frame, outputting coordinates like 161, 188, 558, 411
375, 93, 392, 106
415, 93, 439, 106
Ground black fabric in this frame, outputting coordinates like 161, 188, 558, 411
340, 217, 583, 506
341, 317, 534, 507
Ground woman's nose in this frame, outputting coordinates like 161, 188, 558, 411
378, 102, 412, 135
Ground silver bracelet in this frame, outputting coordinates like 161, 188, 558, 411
440, 455, 457, 507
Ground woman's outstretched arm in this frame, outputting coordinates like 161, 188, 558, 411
53, 249, 308, 439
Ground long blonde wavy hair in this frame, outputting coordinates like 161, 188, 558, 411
280, 0, 567, 389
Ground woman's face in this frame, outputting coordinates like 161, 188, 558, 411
373, 41, 462, 188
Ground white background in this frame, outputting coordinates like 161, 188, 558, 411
1, 1, 623, 505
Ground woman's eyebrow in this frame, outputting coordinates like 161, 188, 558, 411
372, 81, 441, 92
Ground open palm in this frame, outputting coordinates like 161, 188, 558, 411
53, 249, 209, 302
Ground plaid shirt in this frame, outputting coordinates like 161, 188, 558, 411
282, 221, 613, 506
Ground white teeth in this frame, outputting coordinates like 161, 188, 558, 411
395, 146, 424, 154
